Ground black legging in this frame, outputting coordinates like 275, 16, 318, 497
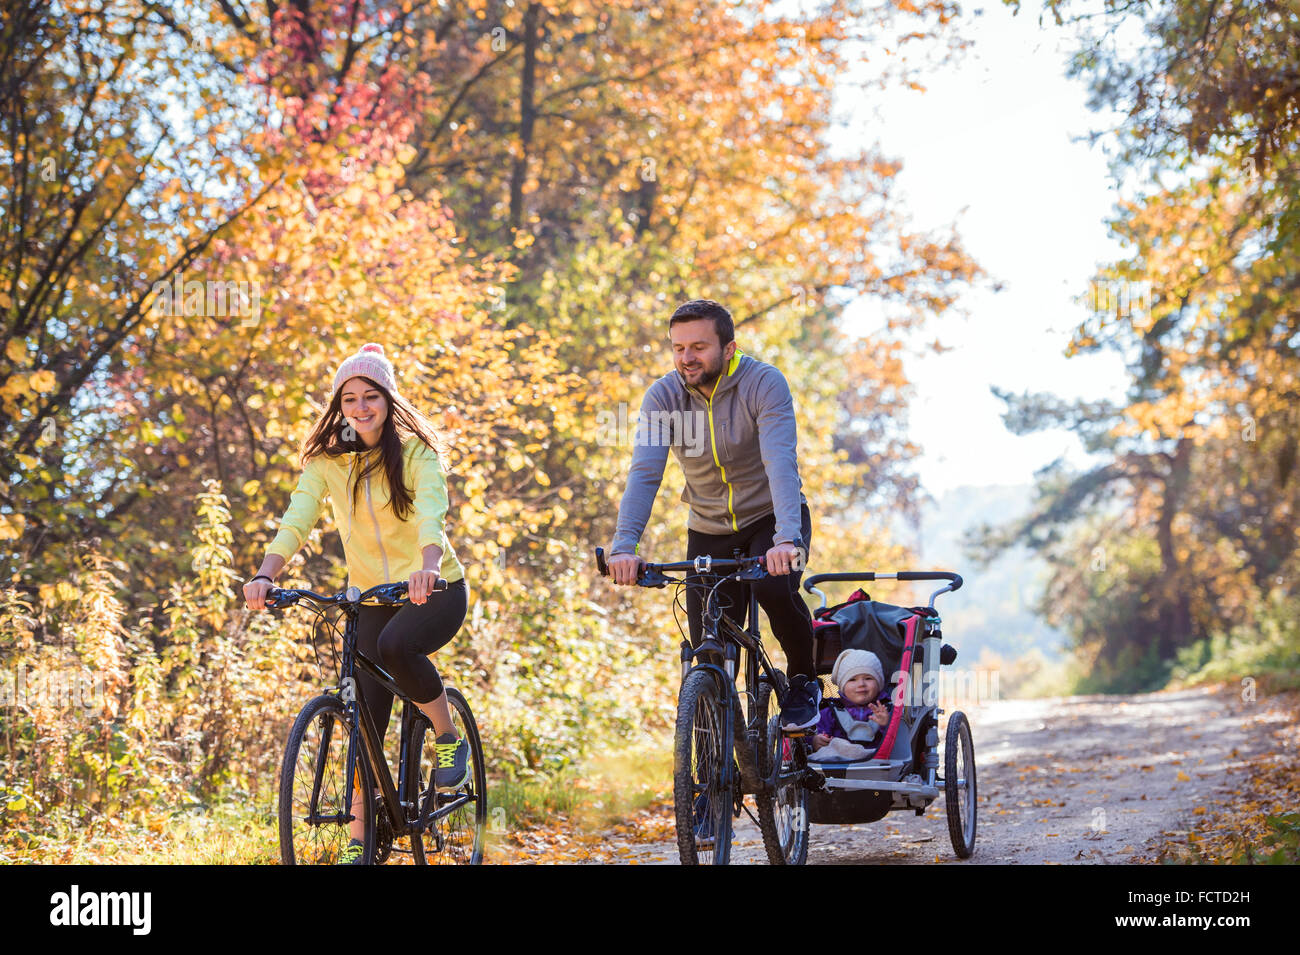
354, 577, 468, 742
685, 503, 815, 679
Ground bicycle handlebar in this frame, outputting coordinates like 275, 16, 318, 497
594, 547, 768, 589
263, 578, 448, 610
802, 570, 963, 593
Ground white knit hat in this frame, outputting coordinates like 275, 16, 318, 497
832, 649, 884, 691
332, 343, 399, 399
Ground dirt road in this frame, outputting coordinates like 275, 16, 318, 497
596, 684, 1288, 864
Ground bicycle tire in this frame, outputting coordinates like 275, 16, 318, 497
944, 710, 977, 859
754, 674, 809, 865
673, 668, 734, 865
278, 693, 376, 865
409, 687, 487, 865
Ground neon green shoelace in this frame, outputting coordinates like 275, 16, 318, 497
339, 842, 364, 863
436, 738, 463, 768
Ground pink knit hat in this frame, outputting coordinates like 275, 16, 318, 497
332, 343, 399, 399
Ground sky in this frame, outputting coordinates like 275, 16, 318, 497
831, 2, 1136, 498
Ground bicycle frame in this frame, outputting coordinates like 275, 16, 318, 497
594, 547, 817, 779
656, 551, 819, 801
271, 582, 473, 839
596, 547, 829, 864
692, 581, 777, 740
346, 621, 477, 837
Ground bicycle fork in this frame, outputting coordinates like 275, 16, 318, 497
680, 639, 764, 796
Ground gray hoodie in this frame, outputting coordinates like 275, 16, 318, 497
609, 350, 806, 555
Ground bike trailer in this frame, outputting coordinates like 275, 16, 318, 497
805, 590, 954, 824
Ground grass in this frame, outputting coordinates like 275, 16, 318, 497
1168, 624, 1300, 695
2, 741, 675, 865
1, 798, 281, 865
489, 742, 673, 831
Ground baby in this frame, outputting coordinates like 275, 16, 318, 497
812, 648, 892, 758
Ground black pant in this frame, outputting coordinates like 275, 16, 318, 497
354, 578, 468, 743
685, 503, 815, 679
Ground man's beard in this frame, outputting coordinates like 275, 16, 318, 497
680, 353, 725, 390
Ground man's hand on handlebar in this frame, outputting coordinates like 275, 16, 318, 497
608, 552, 645, 586
765, 541, 806, 576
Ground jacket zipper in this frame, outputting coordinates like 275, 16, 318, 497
363, 469, 390, 582
705, 390, 738, 532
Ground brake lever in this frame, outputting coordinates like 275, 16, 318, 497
638, 568, 675, 589
377, 579, 446, 602
264, 589, 296, 610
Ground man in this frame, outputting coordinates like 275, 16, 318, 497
607, 299, 820, 730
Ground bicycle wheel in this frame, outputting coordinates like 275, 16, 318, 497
944, 710, 977, 859
754, 675, 809, 865
673, 668, 734, 865
279, 694, 375, 865
409, 687, 487, 865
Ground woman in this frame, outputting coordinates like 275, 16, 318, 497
243, 342, 468, 864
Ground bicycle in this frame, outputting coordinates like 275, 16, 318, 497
266, 579, 487, 865
595, 547, 824, 865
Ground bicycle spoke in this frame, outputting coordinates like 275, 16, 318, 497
675, 670, 733, 864
280, 699, 364, 865
692, 696, 718, 862
411, 688, 486, 865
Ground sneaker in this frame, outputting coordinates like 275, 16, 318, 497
692, 792, 715, 848
433, 733, 470, 789
780, 674, 821, 732
337, 838, 365, 865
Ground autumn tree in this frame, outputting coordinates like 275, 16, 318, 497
3, 0, 985, 824
0, 0, 285, 573
969, 0, 1299, 688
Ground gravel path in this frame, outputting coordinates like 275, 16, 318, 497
604, 685, 1288, 864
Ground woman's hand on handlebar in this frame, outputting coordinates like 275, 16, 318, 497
408, 569, 441, 605
243, 577, 273, 611
608, 552, 645, 586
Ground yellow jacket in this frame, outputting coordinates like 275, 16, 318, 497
266, 438, 465, 593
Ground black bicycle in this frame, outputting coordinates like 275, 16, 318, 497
266, 579, 487, 865
596, 548, 824, 865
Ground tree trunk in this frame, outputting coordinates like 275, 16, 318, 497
508, 3, 540, 233
1155, 436, 1194, 655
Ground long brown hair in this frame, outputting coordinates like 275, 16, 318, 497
298, 376, 449, 522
